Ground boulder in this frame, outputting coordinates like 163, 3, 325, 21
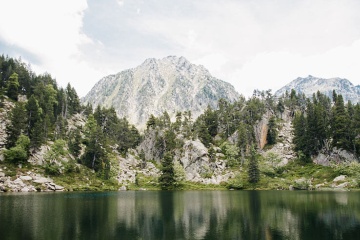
336, 182, 349, 189
21, 187, 30, 192
54, 185, 64, 191
333, 175, 346, 182
33, 177, 53, 184
13, 178, 25, 187
118, 186, 127, 191
0, 172, 5, 178
20, 176, 32, 181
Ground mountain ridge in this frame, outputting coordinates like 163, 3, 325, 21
82, 56, 239, 127
275, 75, 360, 103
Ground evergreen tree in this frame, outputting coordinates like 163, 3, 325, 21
332, 95, 350, 150
247, 146, 260, 185
82, 114, 107, 173
6, 102, 27, 148
352, 104, 360, 155
277, 99, 285, 118
266, 116, 277, 145
4, 135, 30, 163
159, 152, 176, 190
26, 95, 41, 135
69, 128, 82, 158
6, 73, 19, 101
293, 112, 308, 157
146, 114, 157, 129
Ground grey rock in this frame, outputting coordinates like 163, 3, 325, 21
335, 182, 349, 189
333, 175, 346, 182
54, 185, 64, 191
20, 176, 32, 181
276, 75, 360, 104
82, 56, 239, 128
118, 186, 127, 191
0, 172, 5, 177
33, 177, 53, 184
21, 187, 30, 192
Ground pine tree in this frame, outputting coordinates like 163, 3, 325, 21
159, 152, 176, 190
332, 95, 350, 150
6, 73, 19, 101
69, 129, 82, 158
292, 112, 308, 157
82, 114, 106, 172
266, 116, 277, 145
6, 102, 27, 148
247, 146, 260, 185
146, 114, 157, 129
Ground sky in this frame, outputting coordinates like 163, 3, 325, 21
1, 0, 360, 97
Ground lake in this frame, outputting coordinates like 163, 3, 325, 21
1, 190, 360, 240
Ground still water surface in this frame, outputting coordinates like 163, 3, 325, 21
1, 190, 360, 240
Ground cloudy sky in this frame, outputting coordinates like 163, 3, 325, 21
1, 0, 360, 97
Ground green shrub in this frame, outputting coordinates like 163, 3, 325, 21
4, 146, 28, 163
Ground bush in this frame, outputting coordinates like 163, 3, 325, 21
4, 146, 28, 163
44, 163, 61, 176
227, 174, 245, 190
4, 135, 30, 163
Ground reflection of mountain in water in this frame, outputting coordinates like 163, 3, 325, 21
1, 191, 360, 239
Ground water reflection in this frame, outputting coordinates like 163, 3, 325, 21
1, 191, 360, 239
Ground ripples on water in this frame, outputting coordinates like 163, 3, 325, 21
1, 191, 360, 240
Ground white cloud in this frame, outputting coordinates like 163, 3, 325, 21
117, 0, 125, 7
1, 0, 360, 98
228, 39, 360, 97
0, 0, 103, 96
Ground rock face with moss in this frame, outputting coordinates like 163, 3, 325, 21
82, 56, 239, 127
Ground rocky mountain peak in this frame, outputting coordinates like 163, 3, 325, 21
275, 75, 360, 103
82, 56, 239, 128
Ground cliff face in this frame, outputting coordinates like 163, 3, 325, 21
82, 56, 239, 127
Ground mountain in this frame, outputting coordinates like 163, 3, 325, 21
82, 56, 239, 127
275, 75, 360, 103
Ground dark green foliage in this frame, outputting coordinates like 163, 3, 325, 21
247, 146, 260, 184
159, 152, 176, 190
266, 116, 278, 145
82, 114, 106, 172
277, 99, 285, 118
4, 135, 30, 163
292, 91, 360, 158
26, 95, 41, 135
293, 112, 308, 156
6, 73, 19, 101
146, 114, 157, 129
332, 95, 350, 150
6, 102, 27, 148
194, 106, 218, 147
30, 119, 45, 149
69, 128, 82, 158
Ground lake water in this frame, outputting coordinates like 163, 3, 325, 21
1, 190, 360, 240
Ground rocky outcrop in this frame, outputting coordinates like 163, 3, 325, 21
116, 151, 161, 186
178, 139, 233, 184
259, 109, 296, 164
314, 148, 358, 166
0, 99, 15, 152
254, 111, 270, 149
0, 169, 64, 192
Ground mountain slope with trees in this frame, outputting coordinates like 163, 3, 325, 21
1, 54, 360, 192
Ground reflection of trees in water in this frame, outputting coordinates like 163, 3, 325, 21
1, 191, 360, 239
